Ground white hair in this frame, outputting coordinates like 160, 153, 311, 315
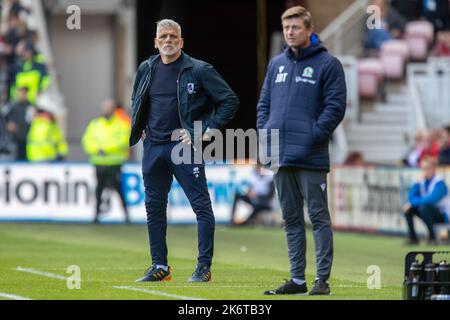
156, 19, 182, 36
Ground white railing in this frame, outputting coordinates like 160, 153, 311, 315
408, 58, 450, 132
333, 124, 350, 164
407, 66, 427, 136
329, 55, 359, 164
320, 0, 370, 56
338, 56, 359, 123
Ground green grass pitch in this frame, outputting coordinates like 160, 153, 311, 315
0, 223, 441, 300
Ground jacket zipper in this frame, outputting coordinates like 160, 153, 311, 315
176, 66, 190, 134
137, 61, 152, 98
137, 75, 149, 98
138, 59, 191, 143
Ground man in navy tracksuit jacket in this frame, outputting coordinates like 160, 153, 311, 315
129, 19, 239, 283
259, 7, 346, 296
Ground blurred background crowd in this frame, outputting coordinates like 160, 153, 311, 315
0, 0, 449, 234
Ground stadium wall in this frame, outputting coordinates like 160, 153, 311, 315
0, 163, 431, 236
0, 163, 255, 224
331, 166, 429, 235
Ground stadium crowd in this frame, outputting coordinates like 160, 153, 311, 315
363, 0, 450, 54
0, 0, 131, 165
0, 0, 61, 162
358, 0, 450, 101
403, 127, 450, 167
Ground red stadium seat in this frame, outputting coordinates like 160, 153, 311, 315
407, 36, 428, 60
380, 40, 410, 79
405, 21, 434, 60
358, 58, 383, 98
405, 20, 434, 44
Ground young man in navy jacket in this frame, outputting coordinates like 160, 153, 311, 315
258, 6, 347, 295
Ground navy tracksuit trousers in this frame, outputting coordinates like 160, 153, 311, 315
142, 141, 215, 267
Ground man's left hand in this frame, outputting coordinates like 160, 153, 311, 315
179, 129, 211, 145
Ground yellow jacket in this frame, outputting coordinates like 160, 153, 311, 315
27, 114, 68, 162
11, 58, 51, 104
82, 115, 131, 166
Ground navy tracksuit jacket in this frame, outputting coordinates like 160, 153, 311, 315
257, 35, 347, 172
131, 53, 239, 267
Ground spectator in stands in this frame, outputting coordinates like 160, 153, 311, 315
364, 0, 393, 51
21, 30, 46, 64
381, 0, 407, 37
230, 164, 275, 226
6, 0, 30, 19
422, 0, 450, 32
3, 14, 28, 57
363, 0, 407, 51
27, 99, 68, 163
344, 151, 365, 166
3, 14, 28, 92
403, 130, 425, 167
391, 0, 424, 22
420, 130, 440, 161
402, 156, 450, 245
3, 86, 34, 161
0, 45, 9, 100
10, 41, 49, 104
82, 99, 131, 224
438, 126, 450, 165
0, 105, 13, 157
431, 29, 450, 56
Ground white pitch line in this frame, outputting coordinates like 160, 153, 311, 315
0, 293, 32, 300
112, 286, 205, 300
15, 267, 67, 281
334, 285, 367, 288
141, 285, 268, 288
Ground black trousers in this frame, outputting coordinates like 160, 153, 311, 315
230, 192, 271, 225
16, 140, 27, 162
405, 205, 445, 241
142, 142, 215, 267
95, 165, 129, 221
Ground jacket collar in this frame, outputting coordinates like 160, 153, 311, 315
284, 33, 327, 61
147, 51, 194, 69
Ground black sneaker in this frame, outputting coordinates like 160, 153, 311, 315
309, 279, 331, 296
264, 279, 308, 295
135, 265, 172, 282
189, 265, 212, 282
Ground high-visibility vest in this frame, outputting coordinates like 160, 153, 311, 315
27, 114, 68, 162
81, 115, 131, 166
11, 58, 50, 104
114, 108, 131, 127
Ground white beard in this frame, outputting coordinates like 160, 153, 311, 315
159, 47, 179, 56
